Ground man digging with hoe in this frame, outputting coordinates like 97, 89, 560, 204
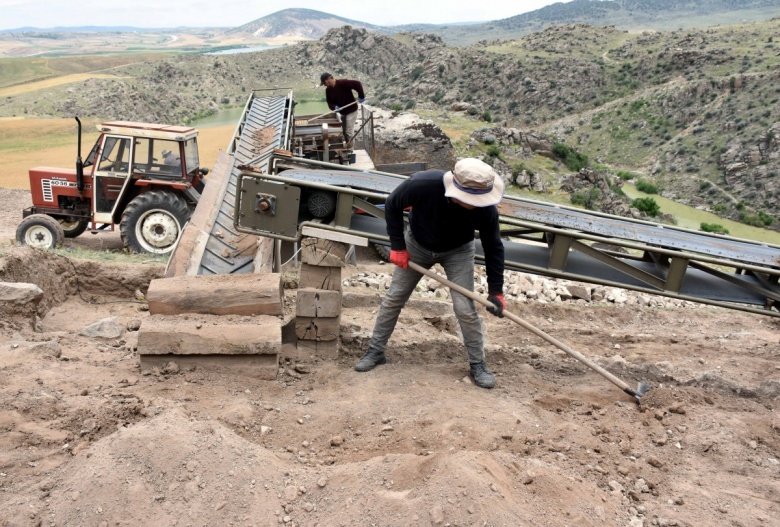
355, 158, 506, 389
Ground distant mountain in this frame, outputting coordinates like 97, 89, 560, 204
495, 0, 780, 30
4, 1, 779, 43
227, 8, 388, 38
0, 26, 164, 33
429, 0, 780, 44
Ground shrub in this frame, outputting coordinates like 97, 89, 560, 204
552, 142, 589, 172
411, 66, 424, 80
486, 145, 501, 159
700, 223, 730, 235
631, 197, 661, 217
481, 111, 492, 123
635, 179, 659, 194
570, 188, 601, 210
738, 212, 764, 227
758, 210, 774, 226
617, 170, 636, 181
390, 103, 403, 112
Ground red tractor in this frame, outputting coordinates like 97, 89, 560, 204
16, 117, 208, 255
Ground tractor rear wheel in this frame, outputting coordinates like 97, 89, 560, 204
120, 191, 191, 255
56, 217, 89, 238
16, 214, 65, 249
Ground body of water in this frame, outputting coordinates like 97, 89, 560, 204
205, 46, 280, 55
191, 100, 330, 128
622, 182, 780, 246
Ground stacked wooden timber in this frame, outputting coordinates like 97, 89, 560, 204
294, 237, 348, 359
138, 273, 283, 379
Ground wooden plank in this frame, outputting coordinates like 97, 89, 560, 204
147, 273, 282, 316
296, 288, 342, 318
253, 237, 275, 274
300, 237, 348, 267
299, 264, 342, 291
295, 315, 340, 341
301, 226, 368, 247
140, 354, 278, 380
296, 338, 338, 359
138, 314, 280, 356
165, 150, 233, 278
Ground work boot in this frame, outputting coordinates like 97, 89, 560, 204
469, 361, 496, 389
355, 350, 387, 372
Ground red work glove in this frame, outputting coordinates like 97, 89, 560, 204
486, 294, 505, 318
389, 249, 410, 269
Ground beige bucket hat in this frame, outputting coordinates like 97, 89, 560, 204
443, 158, 504, 207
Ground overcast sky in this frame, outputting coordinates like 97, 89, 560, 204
0, 1, 571, 30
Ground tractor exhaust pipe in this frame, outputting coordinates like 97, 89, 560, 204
75, 116, 84, 193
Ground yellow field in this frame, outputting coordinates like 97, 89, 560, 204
0, 117, 235, 190
0, 73, 128, 97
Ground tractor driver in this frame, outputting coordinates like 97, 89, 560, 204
162, 149, 181, 167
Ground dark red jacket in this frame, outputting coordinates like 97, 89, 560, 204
325, 79, 365, 115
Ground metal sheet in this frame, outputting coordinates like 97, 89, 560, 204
276, 169, 400, 194
497, 200, 780, 268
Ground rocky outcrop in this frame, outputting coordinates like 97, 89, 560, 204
560, 168, 638, 218
470, 127, 555, 156
370, 107, 456, 171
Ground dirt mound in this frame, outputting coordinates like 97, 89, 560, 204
0, 246, 77, 319
1, 242, 780, 526
0, 246, 164, 316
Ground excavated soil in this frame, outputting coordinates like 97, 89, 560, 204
1, 188, 780, 527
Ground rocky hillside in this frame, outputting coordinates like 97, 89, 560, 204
296, 23, 780, 229
1, 19, 778, 230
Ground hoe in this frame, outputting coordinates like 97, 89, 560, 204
408, 261, 652, 402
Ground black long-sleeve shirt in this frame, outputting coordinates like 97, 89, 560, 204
385, 170, 505, 295
325, 79, 365, 116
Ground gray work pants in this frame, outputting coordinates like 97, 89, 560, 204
341, 110, 357, 147
366, 230, 486, 364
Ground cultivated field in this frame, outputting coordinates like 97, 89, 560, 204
0, 117, 235, 190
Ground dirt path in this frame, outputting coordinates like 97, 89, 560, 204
1, 192, 779, 526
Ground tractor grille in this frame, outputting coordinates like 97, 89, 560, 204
41, 180, 54, 202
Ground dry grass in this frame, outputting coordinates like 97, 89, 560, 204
0, 74, 127, 97
0, 117, 235, 190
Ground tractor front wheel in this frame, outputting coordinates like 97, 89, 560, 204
120, 191, 191, 255
373, 243, 391, 262
57, 217, 90, 238
16, 214, 65, 249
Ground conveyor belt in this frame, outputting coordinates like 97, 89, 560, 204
234, 167, 780, 316
349, 215, 769, 307
496, 199, 780, 268
196, 95, 290, 275
273, 169, 780, 271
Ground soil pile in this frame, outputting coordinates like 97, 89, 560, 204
1, 211, 779, 526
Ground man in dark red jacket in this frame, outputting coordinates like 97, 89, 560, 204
354, 158, 506, 389
320, 72, 365, 147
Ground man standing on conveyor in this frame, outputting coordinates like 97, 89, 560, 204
320, 72, 365, 149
